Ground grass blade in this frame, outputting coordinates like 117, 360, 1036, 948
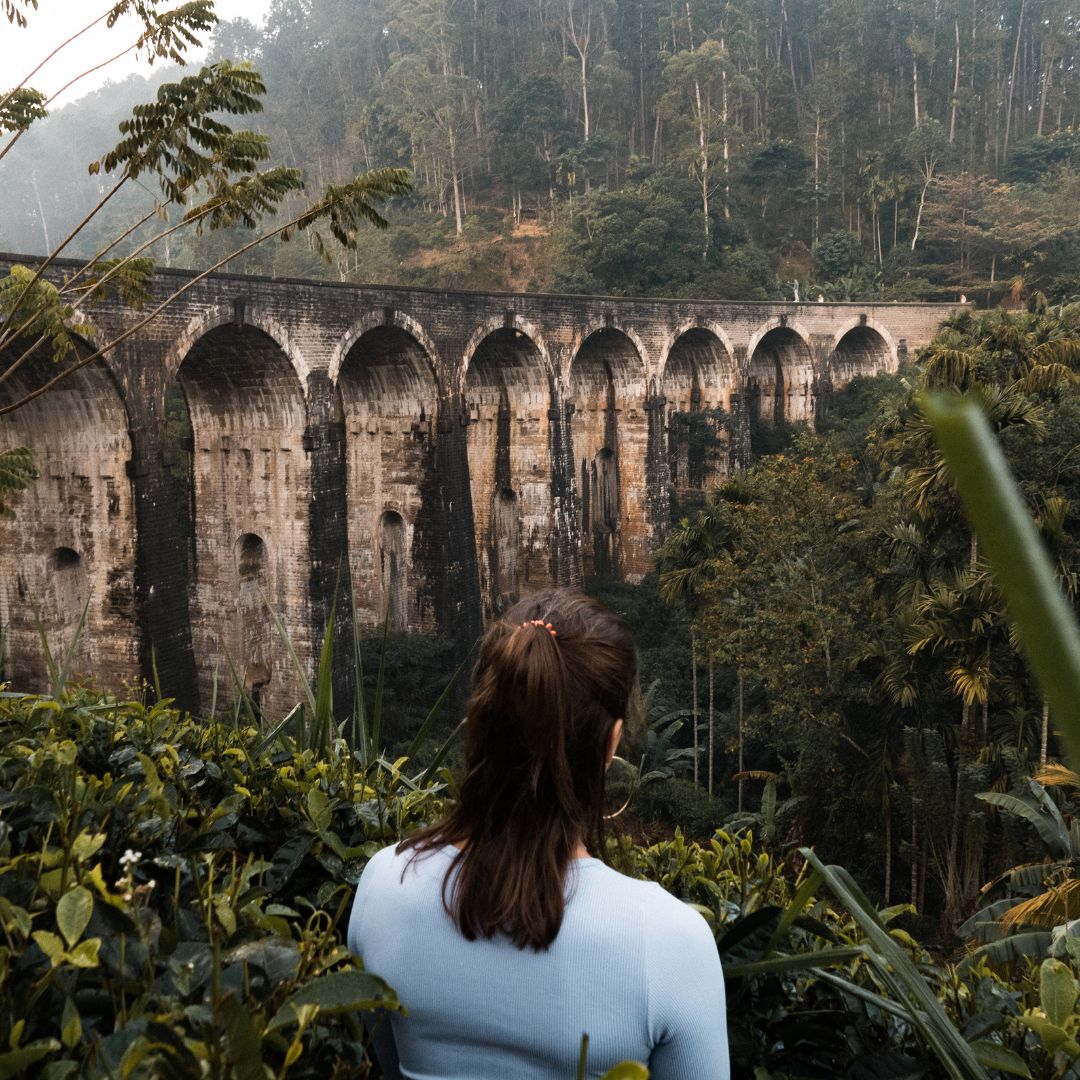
370, 610, 390, 762
403, 654, 468, 762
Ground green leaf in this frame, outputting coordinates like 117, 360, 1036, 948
975, 791, 1069, 857
922, 394, 1080, 770
66, 938, 100, 968
31, 930, 65, 963
60, 997, 80, 1050
220, 993, 263, 1080
1040, 958, 1077, 1028
599, 1065, 650, 1080
1018, 1013, 1080, 1056
970, 1040, 1032, 1078
0, 1040, 61, 1079
56, 886, 93, 947
306, 788, 331, 833
266, 970, 401, 1032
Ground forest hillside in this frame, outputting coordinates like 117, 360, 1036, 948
2, 0, 1079, 302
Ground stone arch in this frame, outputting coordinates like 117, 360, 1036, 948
568, 328, 649, 581
746, 323, 815, 432
329, 310, 440, 387
464, 323, 554, 620
461, 315, 552, 391
160, 302, 310, 409
829, 320, 895, 386
337, 324, 438, 630
0, 339, 138, 691
662, 326, 738, 496
169, 320, 311, 718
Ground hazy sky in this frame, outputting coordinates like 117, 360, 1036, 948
1, 1, 274, 104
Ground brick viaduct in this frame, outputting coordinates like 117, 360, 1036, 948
0, 255, 955, 715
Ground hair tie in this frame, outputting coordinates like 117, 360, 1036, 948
521, 618, 557, 638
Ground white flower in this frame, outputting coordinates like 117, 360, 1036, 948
119, 849, 142, 869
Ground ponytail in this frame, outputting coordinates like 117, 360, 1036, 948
400, 590, 636, 950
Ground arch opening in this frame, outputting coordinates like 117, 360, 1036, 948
0, 343, 136, 690
830, 325, 891, 386
173, 323, 310, 718
465, 327, 552, 620
339, 326, 437, 631
569, 329, 647, 581
747, 327, 814, 453
663, 328, 735, 497
234, 532, 272, 706
377, 510, 408, 633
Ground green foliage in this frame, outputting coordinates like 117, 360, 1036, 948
0, 445, 36, 516
0, 691, 440, 1077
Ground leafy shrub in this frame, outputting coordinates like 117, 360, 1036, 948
0, 690, 445, 1077
631, 777, 729, 839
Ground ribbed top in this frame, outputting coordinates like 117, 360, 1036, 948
347, 843, 729, 1079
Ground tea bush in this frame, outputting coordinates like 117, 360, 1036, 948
1, 688, 1077, 1078
0, 690, 444, 1078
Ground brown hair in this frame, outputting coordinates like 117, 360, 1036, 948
400, 589, 637, 951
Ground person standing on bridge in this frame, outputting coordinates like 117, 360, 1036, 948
347, 588, 729, 1079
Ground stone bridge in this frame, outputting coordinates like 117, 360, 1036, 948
0, 254, 955, 714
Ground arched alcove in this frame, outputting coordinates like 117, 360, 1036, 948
662, 328, 736, 496
568, 329, 647, 580
235, 532, 272, 706
377, 510, 408, 632
338, 326, 437, 630
830, 325, 892, 387
465, 326, 552, 620
0, 344, 137, 691
747, 327, 815, 451
172, 323, 309, 718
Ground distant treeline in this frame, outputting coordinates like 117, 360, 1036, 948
4, 0, 1080, 301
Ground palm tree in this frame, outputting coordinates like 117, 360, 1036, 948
656, 493, 734, 792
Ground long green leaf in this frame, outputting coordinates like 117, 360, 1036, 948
312, 597, 336, 758
266, 970, 401, 1032
404, 654, 469, 762
352, 599, 370, 764
370, 610, 390, 764
922, 393, 1080, 768
975, 791, 1069, 857
418, 719, 466, 788
802, 848, 987, 1080
723, 945, 866, 978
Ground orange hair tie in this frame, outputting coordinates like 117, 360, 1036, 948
521, 618, 557, 638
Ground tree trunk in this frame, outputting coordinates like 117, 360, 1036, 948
949, 19, 961, 143
737, 668, 745, 810
449, 125, 464, 236
910, 815, 918, 907
721, 33, 730, 220
911, 176, 930, 251
691, 626, 699, 787
912, 55, 920, 125
884, 803, 892, 905
1003, 0, 1025, 162
1041, 699, 1050, 765
707, 654, 715, 796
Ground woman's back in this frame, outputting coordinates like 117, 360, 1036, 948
348, 843, 729, 1080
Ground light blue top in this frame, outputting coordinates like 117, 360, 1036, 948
347, 843, 729, 1080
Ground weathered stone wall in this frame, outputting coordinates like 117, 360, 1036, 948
0, 253, 956, 711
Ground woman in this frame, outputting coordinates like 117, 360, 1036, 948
347, 589, 729, 1079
